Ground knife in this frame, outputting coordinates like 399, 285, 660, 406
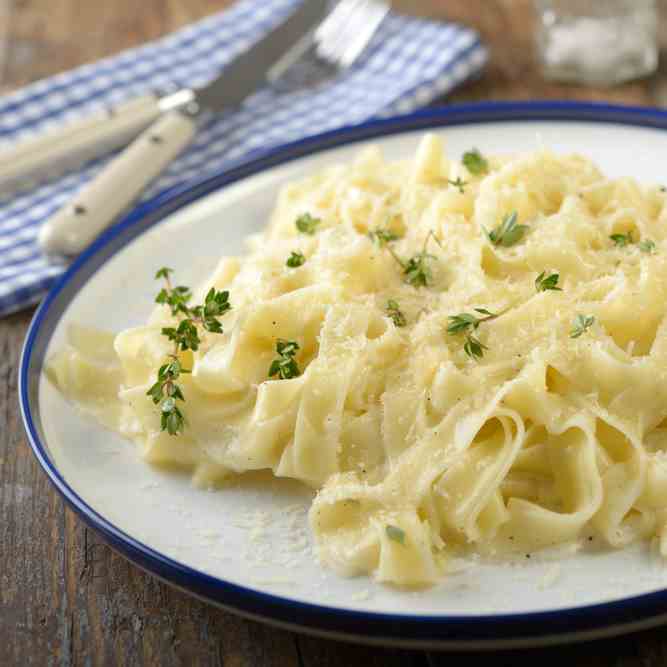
37, 0, 328, 257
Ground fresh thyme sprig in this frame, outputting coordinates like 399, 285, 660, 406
447, 308, 498, 360
610, 231, 633, 247
639, 239, 657, 253
484, 211, 529, 248
368, 227, 401, 247
295, 213, 321, 235
570, 314, 595, 339
447, 177, 467, 194
149, 267, 231, 435
535, 271, 562, 292
401, 230, 441, 287
286, 251, 306, 267
371, 227, 440, 288
403, 253, 435, 287
268, 339, 301, 380
462, 148, 489, 175
386, 299, 407, 327
385, 524, 406, 545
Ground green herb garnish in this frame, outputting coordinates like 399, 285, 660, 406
161, 319, 201, 352
535, 271, 562, 292
146, 358, 189, 435
295, 213, 321, 235
610, 232, 633, 247
286, 251, 306, 268
570, 314, 595, 339
368, 227, 401, 247
268, 339, 301, 380
446, 311, 489, 335
402, 230, 441, 288
447, 177, 467, 194
462, 148, 489, 175
403, 253, 434, 287
386, 299, 407, 327
150, 268, 231, 435
608, 233, 656, 253
373, 228, 440, 288
484, 211, 529, 248
447, 308, 498, 360
385, 524, 406, 545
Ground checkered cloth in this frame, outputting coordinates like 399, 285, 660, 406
0, 0, 486, 316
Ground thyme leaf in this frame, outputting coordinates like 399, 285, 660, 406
386, 299, 407, 327
535, 271, 562, 292
462, 148, 489, 175
295, 213, 321, 235
570, 314, 595, 339
286, 251, 306, 267
268, 339, 301, 380
483, 211, 529, 248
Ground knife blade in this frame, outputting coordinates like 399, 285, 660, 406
194, 0, 329, 113
38, 0, 330, 257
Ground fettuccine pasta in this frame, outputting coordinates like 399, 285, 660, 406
47, 134, 667, 586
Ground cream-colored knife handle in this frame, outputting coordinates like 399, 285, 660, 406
39, 110, 196, 257
0, 94, 161, 196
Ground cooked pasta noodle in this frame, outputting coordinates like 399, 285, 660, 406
47, 134, 667, 585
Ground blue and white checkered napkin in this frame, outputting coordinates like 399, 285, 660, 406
0, 0, 486, 316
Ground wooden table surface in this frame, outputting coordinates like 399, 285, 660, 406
3, 1, 667, 664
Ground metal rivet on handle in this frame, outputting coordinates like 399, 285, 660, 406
150, 135, 164, 144
185, 101, 200, 115
73, 205, 87, 215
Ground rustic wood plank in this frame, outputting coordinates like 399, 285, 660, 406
427, 631, 667, 667
0, 0, 11, 88
3, 0, 667, 665
1, 0, 219, 92
295, 634, 429, 667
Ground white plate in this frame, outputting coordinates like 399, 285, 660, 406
21, 103, 667, 649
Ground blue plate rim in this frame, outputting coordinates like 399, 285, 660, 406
19, 100, 667, 648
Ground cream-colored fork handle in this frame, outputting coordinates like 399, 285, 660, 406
0, 94, 161, 196
39, 111, 196, 257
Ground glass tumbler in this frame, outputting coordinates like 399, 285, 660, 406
534, 0, 658, 85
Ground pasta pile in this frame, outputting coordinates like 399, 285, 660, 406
48, 135, 667, 585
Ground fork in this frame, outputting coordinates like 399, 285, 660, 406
38, 0, 389, 257
270, 0, 389, 90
